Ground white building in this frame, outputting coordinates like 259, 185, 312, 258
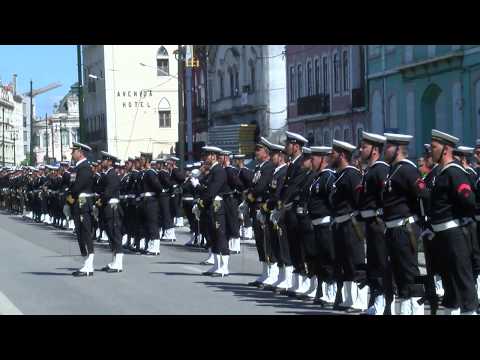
207, 45, 287, 152
0, 80, 25, 166
32, 83, 80, 164
82, 45, 179, 160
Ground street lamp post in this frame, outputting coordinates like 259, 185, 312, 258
51, 122, 55, 162
60, 116, 64, 161
2, 107, 5, 167
11, 131, 17, 165
45, 113, 49, 164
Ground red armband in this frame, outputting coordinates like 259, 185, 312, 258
457, 183, 472, 197
416, 178, 426, 190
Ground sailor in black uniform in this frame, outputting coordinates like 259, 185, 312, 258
328, 139, 366, 312
167, 156, 185, 227
67, 142, 95, 277
307, 146, 337, 306
427, 130, 478, 314
234, 154, 254, 240
183, 163, 200, 246
246, 138, 275, 287
357, 132, 390, 315
157, 157, 176, 242
200, 146, 231, 277
382, 133, 425, 315
96, 151, 124, 272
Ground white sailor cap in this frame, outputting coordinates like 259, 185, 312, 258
168, 155, 180, 161
193, 162, 202, 167
310, 146, 332, 155
71, 142, 92, 152
233, 154, 246, 159
361, 131, 386, 145
151, 160, 157, 165
101, 151, 119, 163
431, 129, 459, 146
454, 146, 474, 156
220, 150, 232, 156
303, 146, 312, 155
185, 164, 194, 170
384, 133, 413, 145
332, 139, 357, 153
202, 145, 223, 154
285, 131, 308, 146
256, 137, 273, 150
60, 161, 70, 166
269, 142, 286, 153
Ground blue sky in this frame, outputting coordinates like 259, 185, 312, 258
0, 45, 77, 117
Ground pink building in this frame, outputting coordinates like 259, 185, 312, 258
286, 45, 368, 146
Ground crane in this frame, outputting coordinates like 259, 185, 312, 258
23, 82, 62, 97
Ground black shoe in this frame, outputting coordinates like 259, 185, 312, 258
211, 272, 228, 277
101, 266, 111, 271
72, 270, 93, 277
202, 271, 213, 276
248, 281, 261, 287
106, 268, 122, 273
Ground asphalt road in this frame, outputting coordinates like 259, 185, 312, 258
0, 210, 357, 315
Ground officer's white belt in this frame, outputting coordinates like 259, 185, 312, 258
108, 198, 120, 205
334, 213, 356, 224
475, 215, 480, 222
126, 195, 136, 199
182, 197, 194, 201
140, 192, 156, 198
312, 216, 331, 226
119, 195, 126, 200
385, 216, 418, 229
360, 209, 383, 219
79, 193, 95, 198
431, 219, 461, 233
214, 196, 223, 201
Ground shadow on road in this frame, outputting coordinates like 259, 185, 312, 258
150, 271, 203, 276
154, 261, 201, 265
198, 281, 343, 315
22, 271, 73, 276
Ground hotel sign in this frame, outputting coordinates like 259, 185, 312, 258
117, 89, 154, 109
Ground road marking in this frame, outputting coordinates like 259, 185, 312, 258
0, 291, 23, 315
182, 265, 203, 273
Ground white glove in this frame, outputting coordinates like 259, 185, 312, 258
191, 169, 201, 179
256, 209, 265, 224
190, 177, 200, 188
63, 204, 71, 219
192, 204, 200, 220
270, 209, 280, 225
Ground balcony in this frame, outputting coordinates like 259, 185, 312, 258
297, 94, 330, 116
352, 88, 365, 109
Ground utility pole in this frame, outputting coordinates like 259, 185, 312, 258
77, 45, 85, 143
29, 80, 34, 166
177, 45, 186, 168
60, 116, 63, 161
2, 107, 4, 167
185, 45, 194, 163
45, 113, 49, 164
12, 132, 16, 165
51, 123, 55, 162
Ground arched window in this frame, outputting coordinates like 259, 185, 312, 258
218, 71, 224, 99
234, 67, 239, 97
343, 127, 351, 143
333, 53, 340, 94
157, 46, 169, 76
158, 98, 171, 128
229, 68, 235, 97
307, 60, 313, 96
297, 64, 303, 98
342, 50, 349, 92
250, 62, 256, 93
289, 66, 295, 102
323, 130, 331, 146
314, 58, 320, 95
334, 127, 341, 140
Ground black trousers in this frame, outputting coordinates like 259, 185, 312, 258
72, 200, 94, 256
200, 207, 211, 247
252, 206, 268, 262
159, 194, 174, 230
141, 197, 160, 241
365, 218, 387, 294
470, 221, 480, 277
207, 201, 229, 255
134, 200, 145, 246
385, 225, 424, 298
224, 196, 240, 239
270, 217, 290, 267
183, 200, 198, 235
333, 220, 365, 282
170, 193, 182, 218
285, 208, 303, 272
102, 203, 124, 254
312, 223, 335, 282
297, 214, 312, 275
435, 226, 478, 312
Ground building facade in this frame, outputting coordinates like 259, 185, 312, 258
32, 83, 80, 164
0, 78, 26, 166
367, 45, 480, 158
286, 45, 368, 147
82, 45, 179, 160
207, 45, 287, 154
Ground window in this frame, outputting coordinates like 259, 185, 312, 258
314, 59, 320, 95
23, 116, 27, 127
322, 57, 329, 94
229, 69, 235, 97
342, 50, 349, 92
218, 72, 224, 99
343, 128, 351, 143
157, 46, 169, 76
33, 134, 40, 147
61, 128, 69, 146
250, 64, 255, 92
307, 61, 313, 96
368, 45, 381, 57
334, 128, 341, 140
24, 130, 27, 140
234, 69, 239, 96
333, 53, 340, 94
357, 127, 364, 146
297, 64, 303, 98
24, 145, 28, 154
289, 66, 295, 102
159, 110, 171, 128
323, 130, 331, 146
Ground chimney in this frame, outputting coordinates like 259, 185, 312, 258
12, 74, 17, 95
